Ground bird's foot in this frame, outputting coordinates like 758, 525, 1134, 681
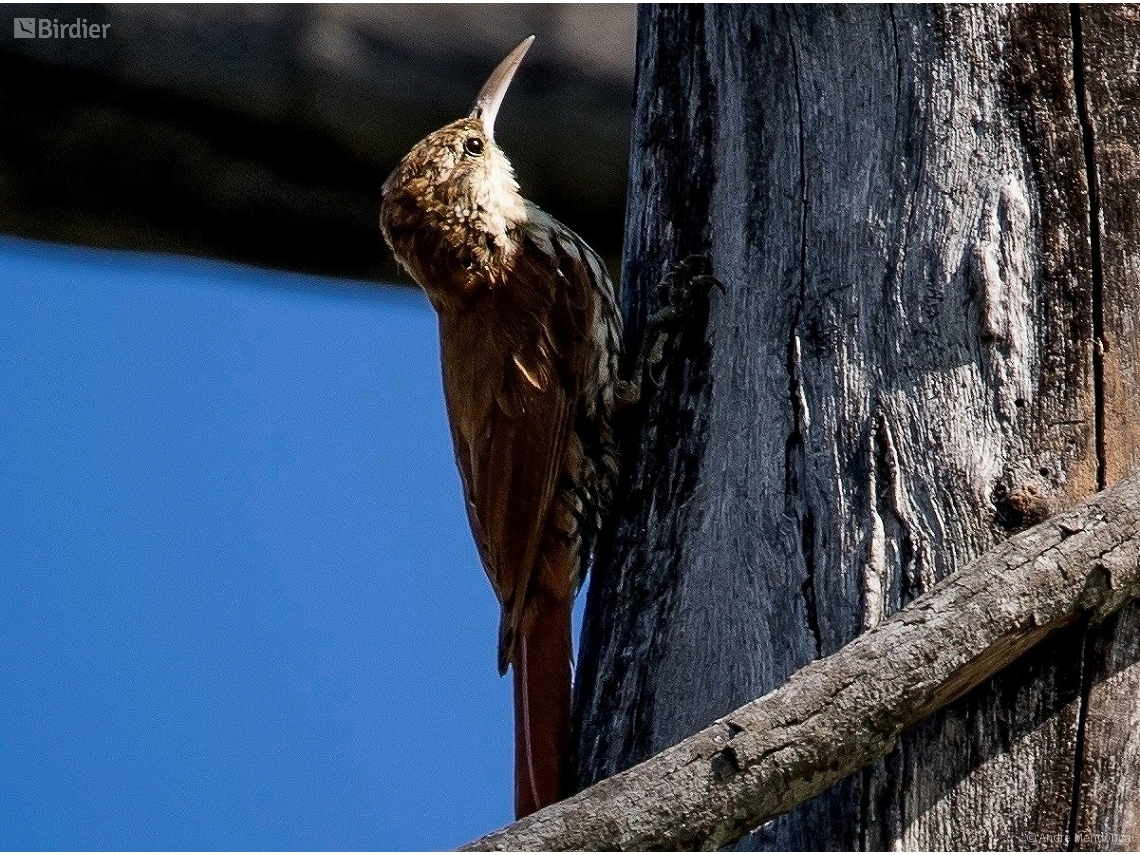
622, 255, 722, 405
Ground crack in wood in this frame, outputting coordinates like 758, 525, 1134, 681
1070, 4, 1107, 494
1066, 7, 1102, 846
710, 744, 743, 781
1066, 621, 1098, 850
782, 7, 824, 663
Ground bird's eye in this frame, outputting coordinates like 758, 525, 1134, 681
463, 137, 484, 156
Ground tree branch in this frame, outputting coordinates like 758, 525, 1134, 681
462, 470, 1140, 851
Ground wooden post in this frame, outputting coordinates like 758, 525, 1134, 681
575, 5, 1140, 849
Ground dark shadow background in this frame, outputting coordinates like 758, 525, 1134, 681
0, 3, 636, 283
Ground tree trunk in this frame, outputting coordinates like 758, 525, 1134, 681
575, 5, 1140, 850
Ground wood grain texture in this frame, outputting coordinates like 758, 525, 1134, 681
574, 4, 727, 788
464, 472, 1140, 851
574, 4, 1140, 849
1070, 5, 1140, 849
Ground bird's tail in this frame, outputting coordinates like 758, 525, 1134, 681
511, 591, 573, 819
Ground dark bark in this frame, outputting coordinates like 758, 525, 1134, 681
575, 5, 1140, 849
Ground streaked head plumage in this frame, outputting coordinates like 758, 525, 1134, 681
380, 37, 537, 298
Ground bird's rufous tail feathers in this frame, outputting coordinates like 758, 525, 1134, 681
511, 593, 572, 819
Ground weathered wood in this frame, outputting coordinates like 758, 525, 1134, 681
574, 4, 1140, 850
1069, 5, 1140, 850
464, 472, 1140, 851
879, 7, 1093, 849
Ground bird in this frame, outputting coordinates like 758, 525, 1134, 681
379, 36, 622, 819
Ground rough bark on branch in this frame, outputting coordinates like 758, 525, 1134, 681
463, 470, 1140, 852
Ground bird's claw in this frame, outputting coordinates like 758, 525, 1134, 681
656, 255, 723, 306
629, 255, 722, 401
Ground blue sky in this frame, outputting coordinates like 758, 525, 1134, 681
0, 234, 526, 849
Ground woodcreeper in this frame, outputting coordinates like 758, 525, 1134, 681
380, 36, 622, 818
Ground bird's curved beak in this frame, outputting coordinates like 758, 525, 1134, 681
470, 36, 534, 140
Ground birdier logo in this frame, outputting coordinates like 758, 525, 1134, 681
12, 17, 109, 39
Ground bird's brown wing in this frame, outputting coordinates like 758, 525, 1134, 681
437, 223, 596, 674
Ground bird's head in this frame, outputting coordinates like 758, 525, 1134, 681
381, 37, 535, 296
